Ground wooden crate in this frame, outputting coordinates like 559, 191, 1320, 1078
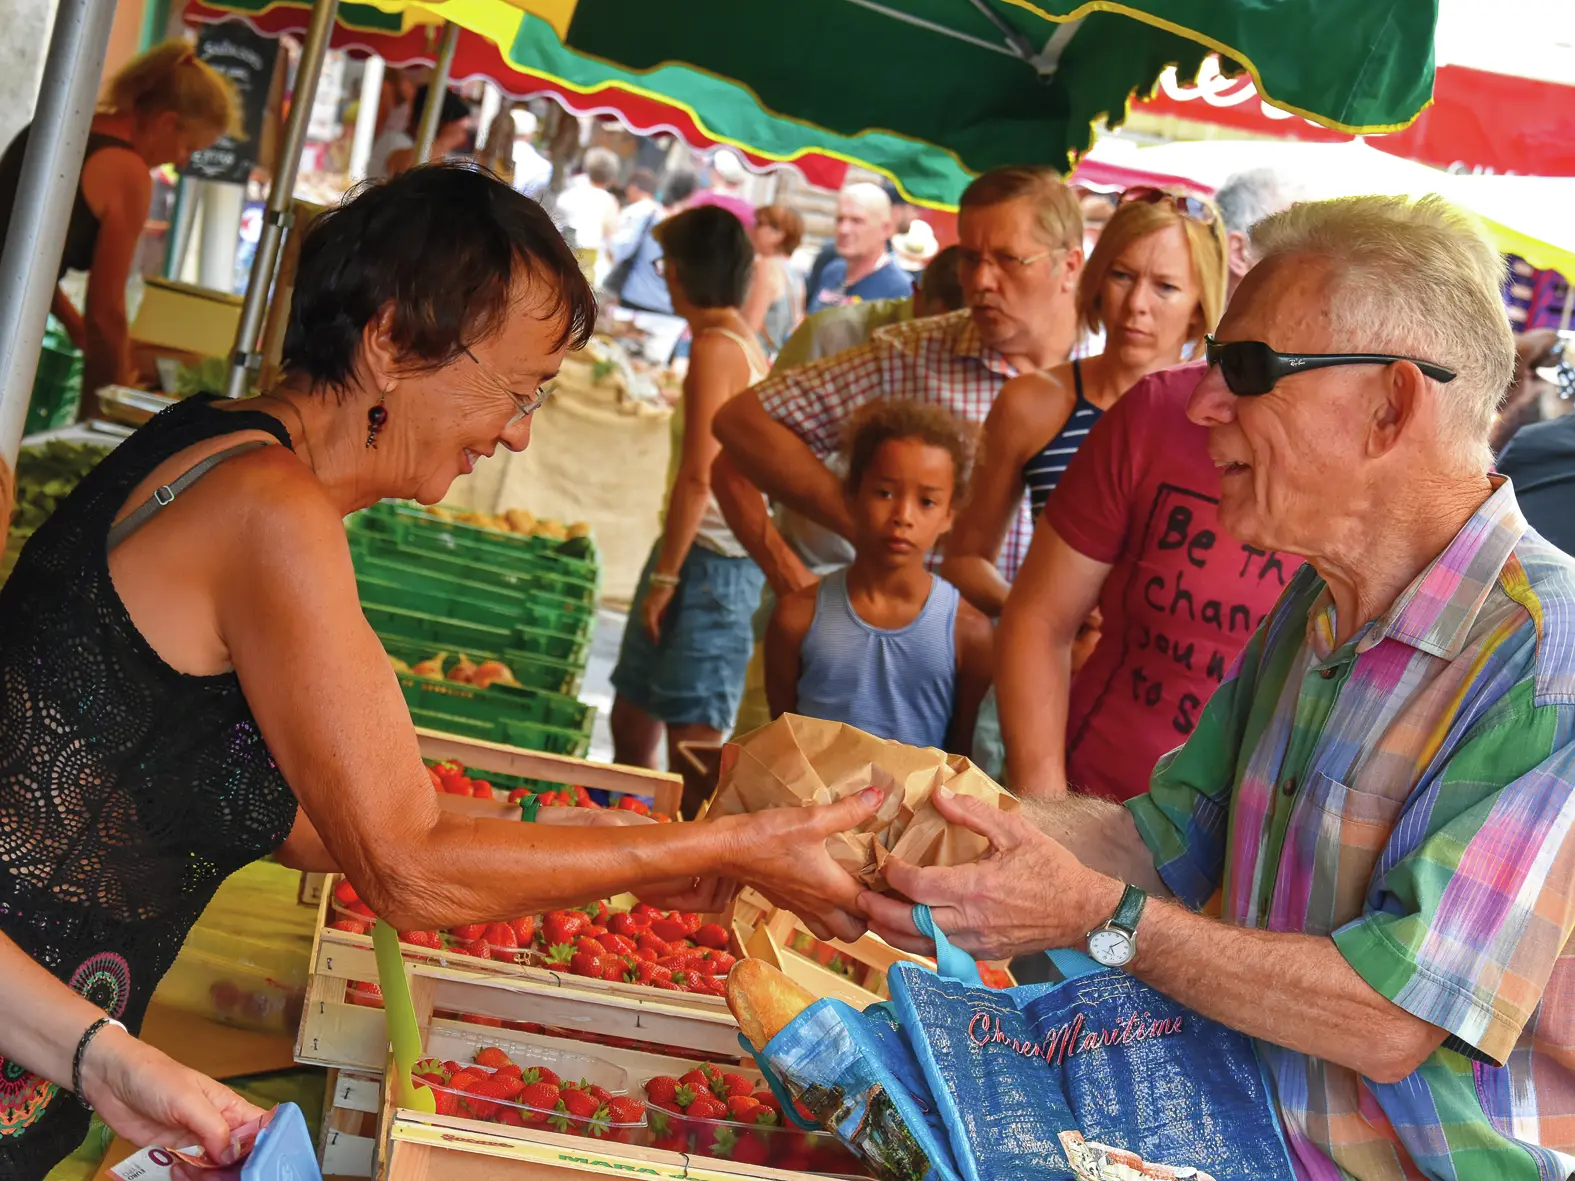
320, 1068, 381, 1181
417, 728, 683, 815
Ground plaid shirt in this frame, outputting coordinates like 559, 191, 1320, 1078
1128, 479, 1575, 1180
754, 309, 1032, 580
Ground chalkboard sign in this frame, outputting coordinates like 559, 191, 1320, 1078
181, 21, 278, 185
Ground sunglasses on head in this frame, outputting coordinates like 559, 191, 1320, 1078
1121, 185, 1218, 226
1204, 336, 1458, 397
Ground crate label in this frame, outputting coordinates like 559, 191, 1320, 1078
390, 1122, 685, 1177
322, 1130, 375, 1177
333, 1075, 381, 1113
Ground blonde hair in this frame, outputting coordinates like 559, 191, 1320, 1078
104, 40, 240, 136
1250, 194, 1513, 470
960, 166, 1082, 253
1078, 195, 1227, 344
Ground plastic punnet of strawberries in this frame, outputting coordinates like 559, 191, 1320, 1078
410, 1047, 646, 1141
642, 1063, 862, 1172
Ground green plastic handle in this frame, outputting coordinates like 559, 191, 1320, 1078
373, 920, 436, 1114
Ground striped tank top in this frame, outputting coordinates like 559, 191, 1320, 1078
796, 569, 959, 750
1021, 358, 1103, 517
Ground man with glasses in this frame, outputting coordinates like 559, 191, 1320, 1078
714, 165, 1086, 590
865, 195, 1575, 1178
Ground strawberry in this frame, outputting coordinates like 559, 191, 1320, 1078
616, 795, 649, 814
674, 911, 703, 936
632, 903, 666, 920
520, 1065, 560, 1087
471, 778, 495, 799
569, 950, 605, 978
652, 812, 673, 823
449, 923, 487, 942
413, 1057, 450, 1083
510, 915, 537, 945
632, 961, 671, 987
651, 1132, 688, 1154
542, 910, 587, 945
348, 982, 382, 1007
601, 932, 637, 956
330, 919, 369, 935
519, 1082, 560, 1120
716, 1073, 753, 1099
668, 970, 698, 992
585, 924, 610, 940
494, 1063, 524, 1081
704, 950, 737, 974
608, 912, 649, 937
428, 767, 444, 790
679, 1069, 712, 1095
602, 957, 632, 982
545, 942, 576, 969
556, 1087, 604, 1129
692, 923, 729, 950
684, 1092, 728, 1122
490, 1074, 525, 1101
637, 932, 671, 956
727, 1095, 763, 1121
485, 922, 518, 949
497, 1109, 526, 1127
474, 1047, 514, 1070
581, 1083, 613, 1105
448, 1068, 485, 1092
432, 1089, 460, 1117
332, 879, 360, 906
632, 947, 658, 964
461, 1075, 513, 1120
694, 975, 727, 997
506, 788, 529, 804
458, 939, 492, 960
575, 936, 607, 957
649, 916, 689, 943
751, 1091, 782, 1115
728, 1130, 772, 1166
398, 929, 441, 949
345, 899, 376, 919
605, 1096, 645, 1124
644, 1076, 681, 1105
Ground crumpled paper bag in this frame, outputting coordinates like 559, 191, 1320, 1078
710, 714, 1018, 890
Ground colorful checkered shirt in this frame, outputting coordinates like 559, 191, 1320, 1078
754, 309, 1032, 580
1128, 478, 1575, 1180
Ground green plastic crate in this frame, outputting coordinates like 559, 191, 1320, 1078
356, 503, 600, 574
26, 329, 83, 435
376, 634, 580, 696
361, 601, 590, 666
406, 706, 590, 756
353, 560, 593, 643
398, 672, 592, 736
356, 575, 593, 650
348, 510, 601, 586
349, 537, 598, 617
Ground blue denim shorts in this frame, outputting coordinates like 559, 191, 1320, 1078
611, 542, 766, 730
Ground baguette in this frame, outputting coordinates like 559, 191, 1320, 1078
728, 960, 817, 1047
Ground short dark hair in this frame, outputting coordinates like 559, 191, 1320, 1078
283, 163, 595, 395
653, 205, 753, 309
627, 167, 658, 197
660, 171, 699, 207
410, 85, 472, 131
917, 245, 964, 315
843, 399, 976, 496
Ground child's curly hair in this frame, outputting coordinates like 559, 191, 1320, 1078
842, 400, 977, 496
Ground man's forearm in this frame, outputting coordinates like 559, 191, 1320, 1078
714, 395, 854, 539
1020, 794, 1170, 897
997, 610, 1073, 798
711, 453, 815, 595
1133, 902, 1443, 1084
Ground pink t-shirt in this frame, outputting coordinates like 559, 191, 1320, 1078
1043, 362, 1302, 801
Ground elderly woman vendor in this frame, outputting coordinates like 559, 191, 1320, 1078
0, 164, 880, 1178
866, 194, 1575, 1177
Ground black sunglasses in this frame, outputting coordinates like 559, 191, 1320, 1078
1204, 336, 1458, 397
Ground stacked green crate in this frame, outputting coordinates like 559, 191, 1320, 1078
348, 503, 599, 755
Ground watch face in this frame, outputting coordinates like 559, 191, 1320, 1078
1088, 927, 1135, 968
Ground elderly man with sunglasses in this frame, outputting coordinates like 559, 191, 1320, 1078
865, 194, 1575, 1178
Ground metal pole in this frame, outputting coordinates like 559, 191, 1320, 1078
0, 0, 117, 465
224, 0, 340, 399
412, 22, 460, 162
348, 53, 384, 182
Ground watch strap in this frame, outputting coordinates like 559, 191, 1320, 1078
1110, 883, 1147, 934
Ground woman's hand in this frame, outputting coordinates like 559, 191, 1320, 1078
80, 1025, 266, 1162
720, 788, 885, 942
641, 581, 677, 642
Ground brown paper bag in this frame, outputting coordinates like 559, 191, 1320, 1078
711, 714, 1018, 890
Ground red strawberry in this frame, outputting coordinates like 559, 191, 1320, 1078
519, 1081, 561, 1119
608, 912, 649, 937
332, 879, 360, 906
695, 975, 728, 997
490, 1074, 525, 1101
684, 1092, 728, 1121
751, 1091, 781, 1114
510, 915, 537, 945
575, 936, 607, 957
637, 933, 671, 957
507, 787, 529, 803
644, 1076, 681, 1105
651, 1132, 688, 1153
727, 1095, 763, 1121
474, 1047, 514, 1070
716, 1073, 753, 1099
601, 932, 637, 956
330, 919, 369, 935
542, 910, 587, 945
449, 923, 487, 942
485, 922, 518, 949
674, 911, 703, 936
413, 1057, 450, 1082
432, 1089, 460, 1117
398, 929, 441, 949
448, 1069, 486, 1092
461, 1075, 516, 1120
602, 957, 631, 982
679, 1069, 712, 1095
692, 923, 729, 950
520, 1065, 561, 1087
348, 982, 382, 1007
345, 899, 376, 919
497, 1109, 526, 1127
585, 924, 610, 940
569, 950, 605, 978
605, 1096, 645, 1124
458, 940, 492, 960
428, 767, 444, 790
633, 947, 658, 963
704, 951, 737, 974
471, 778, 495, 798
556, 1087, 605, 1130
649, 916, 689, 943
729, 1130, 772, 1166
632, 903, 666, 920
632, 961, 671, 987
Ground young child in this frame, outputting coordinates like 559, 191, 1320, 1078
765, 400, 992, 753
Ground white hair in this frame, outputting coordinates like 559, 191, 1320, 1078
1250, 194, 1513, 471
1215, 169, 1303, 238
840, 181, 892, 218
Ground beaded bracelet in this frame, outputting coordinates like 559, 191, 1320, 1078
72, 1016, 126, 1109
648, 571, 680, 588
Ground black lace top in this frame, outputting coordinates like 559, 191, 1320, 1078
0, 397, 300, 1177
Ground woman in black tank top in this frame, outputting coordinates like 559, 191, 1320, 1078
0, 165, 886, 1178
940, 191, 1229, 618
0, 41, 236, 408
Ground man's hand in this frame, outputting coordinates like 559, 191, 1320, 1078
859, 786, 1121, 959
641, 582, 676, 642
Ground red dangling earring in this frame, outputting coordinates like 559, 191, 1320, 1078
366, 389, 389, 449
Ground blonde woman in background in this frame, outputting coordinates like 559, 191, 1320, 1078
941, 188, 1228, 617
0, 41, 238, 409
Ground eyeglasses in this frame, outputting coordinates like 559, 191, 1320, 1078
955, 246, 1066, 274
651, 257, 666, 278
461, 344, 549, 421
1121, 186, 1219, 227
1204, 336, 1458, 397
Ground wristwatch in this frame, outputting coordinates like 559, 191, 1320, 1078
1086, 883, 1147, 968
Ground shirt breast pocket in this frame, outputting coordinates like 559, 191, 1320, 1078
1290, 771, 1406, 936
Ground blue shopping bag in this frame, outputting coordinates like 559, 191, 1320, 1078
752, 909, 1296, 1181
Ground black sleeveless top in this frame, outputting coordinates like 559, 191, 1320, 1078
1020, 358, 1104, 518
0, 396, 300, 1177
0, 125, 139, 281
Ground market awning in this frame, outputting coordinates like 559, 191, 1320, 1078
184, 0, 1441, 208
